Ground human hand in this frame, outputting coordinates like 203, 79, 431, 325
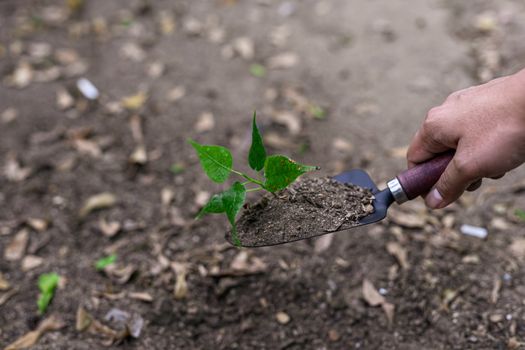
407, 69, 525, 209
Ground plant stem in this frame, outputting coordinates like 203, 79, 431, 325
246, 187, 262, 192
231, 169, 265, 187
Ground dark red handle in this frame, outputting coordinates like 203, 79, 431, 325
396, 152, 453, 200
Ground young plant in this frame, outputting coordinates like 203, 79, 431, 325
37, 272, 60, 315
190, 112, 319, 245
95, 254, 117, 270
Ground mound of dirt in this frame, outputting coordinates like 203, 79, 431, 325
233, 177, 375, 247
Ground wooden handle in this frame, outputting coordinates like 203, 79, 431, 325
396, 152, 453, 200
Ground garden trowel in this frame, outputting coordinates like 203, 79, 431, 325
234, 152, 453, 247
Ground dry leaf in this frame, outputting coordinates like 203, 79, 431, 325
275, 311, 290, 324
272, 111, 301, 135
76, 306, 93, 331
232, 37, 254, 60
0, 289, 18, 306
382, 302, 395, 326
104, 264, 136, 284
5, 314, 65, 350
21, 255, 44, 271
26, 218, 49, 232
388, 209, 426, 228
0, 272, 10, 290
172, 262, 188, 300
4, 154, 32, 182
120, 42, 146, 62
79, 193, 117, 218
194, 112, 215, 133
386, 242, 409, 270
268, 52, 298, 69
166, 86, 186, 103
56, 88, 75, 110
4, 229, 29, 261
121, 91, 147, 110
159, 11, 176, 35
362, 279, 385, 306
332, 138, 354, 153
72, 139, 102, 158
128, 292, 153, 303
314, 234, 333, 253
230, 251, 267, 274
98, 219, 121, 237
129, 145, 147, 165
9, 61, 33, 89
2, 107, 19, 124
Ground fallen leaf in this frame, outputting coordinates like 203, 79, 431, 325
230, 251, 267, 274
1, 107, 19, 124
158, 11, 176, 35
166, 86, 186, 103
5, 314, 65, 350
79, 193, 117, 218
56, 88, 75, 110
272, 111, 301, 135
4, 154, 32, 182
4, 229, 29, 261
98, 219, 121, 237
268, 52, 298, 69
362, 279, 385, 306
128, 292, 153, 303
0, 272, 10, 290
120, 42, 146, 62
21, 255, 44, 271
491, 276, 502, 304
314, 234, 333, 253
275, 311, 290, 324
386, 242, 409, 270
76, 306, 93, 331
121, 91, 147, 110
382, 302, 395, 326
26, 218, 49, 232
171, 262, 188, 300
194, 112, 215, 133
104, 264, 136, 284
9, 61, 33, 89
388, 209, 426, 228
332, 138, 354, 153
232, 37, 254, 60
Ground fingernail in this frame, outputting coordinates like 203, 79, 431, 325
426, 188, 443, 209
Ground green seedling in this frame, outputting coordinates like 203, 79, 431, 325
190, 112, 318, 246
95, 254, 117, 271
249, 64, 266, 78
170, 162, 186, 175
516, 209, 525, 222
37, 272, 60, 315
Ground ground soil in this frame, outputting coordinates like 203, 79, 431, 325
235, 177, 374, 247
1, 0, 525, 349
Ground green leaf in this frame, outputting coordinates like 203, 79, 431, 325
196, 182, 246, 246
196, 194, 225, 219
170, 162, 185, 175
37, 273, 60, 315
95, 254, 117, 271
264, 155, 318, 192
250, 64, 266, 77
248, 112, 266, 171
516, 209, 525, 221
310, 105, 326, 119
189, 139, 233, 183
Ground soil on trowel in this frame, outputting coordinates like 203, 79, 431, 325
233, 177, 375, 247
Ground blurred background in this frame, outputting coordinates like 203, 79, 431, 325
1, 0, 525, 348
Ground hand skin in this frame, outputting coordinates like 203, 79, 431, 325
407, 68, 525, 209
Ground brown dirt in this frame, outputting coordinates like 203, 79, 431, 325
235, 177, 374, 247
1, 0, 525, 349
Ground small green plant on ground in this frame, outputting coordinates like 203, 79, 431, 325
37, 272, 60, 315
190, 112, 319, 245
95, 254, 117, 270
516, 209, 525, 221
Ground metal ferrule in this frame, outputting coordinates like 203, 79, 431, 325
387, 178, 408, 204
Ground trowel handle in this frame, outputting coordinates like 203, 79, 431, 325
388, 152, 453, 203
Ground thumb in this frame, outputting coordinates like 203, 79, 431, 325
425, 156, 477, 209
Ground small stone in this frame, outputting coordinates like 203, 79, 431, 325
275, 311, 290, 324
328, 329, 340, 342
489, 314, 503, 323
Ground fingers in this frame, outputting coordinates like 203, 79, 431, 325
407, 107, 458, 168
424, 155, 479, 209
